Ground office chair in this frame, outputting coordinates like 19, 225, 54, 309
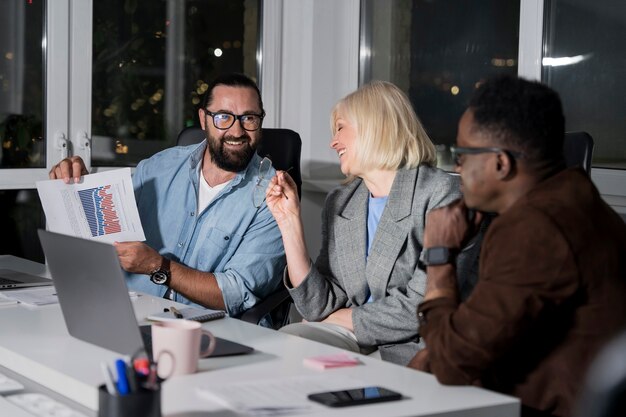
176, 125, 302, 329
176, 126, 303, 197
575, 328, 626, 417
563, 131, 594, 174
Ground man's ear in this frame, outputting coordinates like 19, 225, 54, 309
198, 109, 206, 130
494, 151, 515, 180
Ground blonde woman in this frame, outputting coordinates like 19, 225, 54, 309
266, 81, 479, 365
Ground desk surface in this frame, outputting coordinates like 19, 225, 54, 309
0, 255, 519, 417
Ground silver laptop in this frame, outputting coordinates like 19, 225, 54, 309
37, 229, 252, 358
38, 229, 146, 356
0, 269, 53, 290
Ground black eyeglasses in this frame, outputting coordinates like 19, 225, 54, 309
450, 146, 523, 166
253, 157, 273, 208
252, 157, 292, 208
204, 110, 265, 131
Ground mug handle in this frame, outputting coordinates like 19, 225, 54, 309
199, 330, 217, 358
155, 349, 175, 380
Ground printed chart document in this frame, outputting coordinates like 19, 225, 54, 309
36, 168, 145, 243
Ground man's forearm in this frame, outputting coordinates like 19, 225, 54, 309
168, 261, 226, 310
423, 264, 459, 303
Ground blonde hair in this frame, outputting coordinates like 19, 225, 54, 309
330, 81, 437, 172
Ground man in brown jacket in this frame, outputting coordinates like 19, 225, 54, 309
409, 75, 626, 417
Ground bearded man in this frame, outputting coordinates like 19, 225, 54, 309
49, 73, 286, 318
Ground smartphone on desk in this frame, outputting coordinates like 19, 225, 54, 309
308, 386, 403, 407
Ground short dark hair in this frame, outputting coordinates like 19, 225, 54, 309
469, 75, 565, 167
201, 73, 263, 111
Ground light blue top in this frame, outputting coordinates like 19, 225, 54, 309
126, 141, 286, 317
366, 195, 388, 257
365, 194, 388, 302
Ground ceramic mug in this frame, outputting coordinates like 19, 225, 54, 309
151, 320, 216, 377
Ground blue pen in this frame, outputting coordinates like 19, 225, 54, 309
115, 359, 130, 395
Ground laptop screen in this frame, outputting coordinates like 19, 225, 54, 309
38, 229, 146, 356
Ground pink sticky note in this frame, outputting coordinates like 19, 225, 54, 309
303, 352, 362, 370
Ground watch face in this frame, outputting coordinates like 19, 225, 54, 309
151, 271, 168, 285
429, 247, 448, 264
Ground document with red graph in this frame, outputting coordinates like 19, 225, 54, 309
36, 168, 145, 243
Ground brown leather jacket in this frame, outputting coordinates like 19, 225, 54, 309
418, 168, 626, 417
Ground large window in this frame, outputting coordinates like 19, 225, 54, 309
543, 0, 626, 169
0, 0, 46, 261
92, 0, 260, 166
360, 0, 520, 169
0, 0, 45, 169
0, 0, 261, 263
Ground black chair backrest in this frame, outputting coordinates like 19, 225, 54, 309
564, 131, 594, 174
177, 126, 302, 197
575, 329, 626, 417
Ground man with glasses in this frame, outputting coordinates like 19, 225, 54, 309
49, 73, 286, 322
409, 75, 626, 417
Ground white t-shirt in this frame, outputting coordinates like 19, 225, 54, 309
198, 165, 231, 213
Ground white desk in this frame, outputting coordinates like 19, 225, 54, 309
0, 256, 519, 417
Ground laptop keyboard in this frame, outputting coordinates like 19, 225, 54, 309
5, 393, 88, 417
0, 371, 88, 417
0, 278, 19, 285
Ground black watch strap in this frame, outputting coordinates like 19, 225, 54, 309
150, 257, 171, 286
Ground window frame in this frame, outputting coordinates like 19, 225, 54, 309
519, 0, 626, 214
0, 0, 70, 189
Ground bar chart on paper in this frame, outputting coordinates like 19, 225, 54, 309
36, 168, 145, 243
78, 186, 122, 237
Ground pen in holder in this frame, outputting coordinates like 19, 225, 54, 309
98, 384, 161, 417
99, 351, 162, 417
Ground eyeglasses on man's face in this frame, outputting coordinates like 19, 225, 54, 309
450, 146, 523, 166
204, 109, 265, 132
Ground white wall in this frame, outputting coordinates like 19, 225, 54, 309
261, 0, 360, 257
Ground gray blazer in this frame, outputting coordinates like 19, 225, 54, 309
287, 165, 480, 365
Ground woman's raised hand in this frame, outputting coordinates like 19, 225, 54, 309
265, 170, 300, 227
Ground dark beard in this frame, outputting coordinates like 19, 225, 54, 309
206, 132, 257, 172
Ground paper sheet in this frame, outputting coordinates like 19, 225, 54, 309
196, 374, 364, 416
0, 298, 19, 307
0, 287, 59, 306
36, 168, 145, 243
0, 288, 139, 306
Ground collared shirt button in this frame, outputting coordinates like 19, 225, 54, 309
190, 211, 195, 216
178, 243, 183, 247
224, 236, 229, 241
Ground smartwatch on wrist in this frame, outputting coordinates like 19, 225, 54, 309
150, 257, 171, 286
419, 247, 455, 267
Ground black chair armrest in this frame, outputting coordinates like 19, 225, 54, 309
239, 287, 292, 329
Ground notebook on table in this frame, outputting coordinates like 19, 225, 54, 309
147, 307, 226, 322
37, 229, 253, 359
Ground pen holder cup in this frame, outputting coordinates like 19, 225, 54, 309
98, 385, 161, 417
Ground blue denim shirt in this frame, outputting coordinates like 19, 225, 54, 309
126, 141, 286, 317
